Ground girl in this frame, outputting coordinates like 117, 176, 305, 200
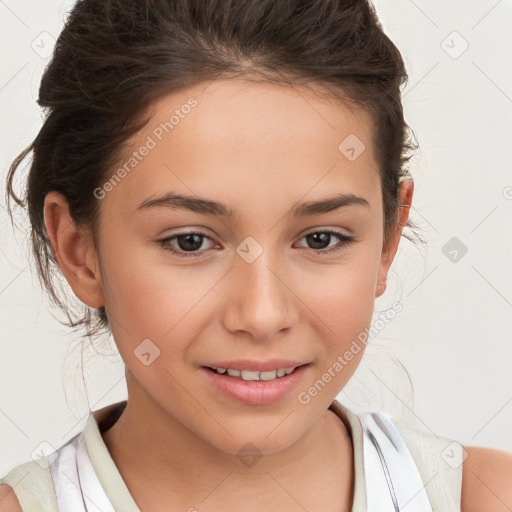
1, 0, 511, 510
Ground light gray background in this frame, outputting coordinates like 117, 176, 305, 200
1, 0, 511, 474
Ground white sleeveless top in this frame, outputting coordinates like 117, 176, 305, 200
0, 400, 463, 511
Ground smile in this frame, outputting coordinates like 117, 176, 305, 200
208, 366, 298, 381
202, 363, 309, 405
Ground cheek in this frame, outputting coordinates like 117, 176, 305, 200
305, 280, 375, 366
291, 250, 378, 377
100, 227, 379, 355
99, 242, 217, 351
296, 250, 378, 326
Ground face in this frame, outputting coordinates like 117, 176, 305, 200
50, 77, 407, 455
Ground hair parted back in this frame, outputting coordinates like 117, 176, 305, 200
5, 0, 421, 342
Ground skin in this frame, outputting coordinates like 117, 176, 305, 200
1, 78, 511, 511
56, 78, 387, 511
2, 450, 512, 511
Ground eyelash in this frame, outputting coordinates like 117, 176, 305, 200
156, 229, 355, 258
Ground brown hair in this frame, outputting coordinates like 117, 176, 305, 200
5, 0, 422, 342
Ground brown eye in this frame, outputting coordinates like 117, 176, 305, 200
156, 229, 355, 259
296, 230, 355, 254
157, 231, 215, 258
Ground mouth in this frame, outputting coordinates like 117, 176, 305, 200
204, 364, 308, 382
201, 362, 310, 405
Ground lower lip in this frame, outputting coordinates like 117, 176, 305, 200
201, 365, 309, 406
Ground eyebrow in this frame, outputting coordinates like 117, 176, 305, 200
135, 191, 370, 217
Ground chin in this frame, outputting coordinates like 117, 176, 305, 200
196, 414, 310, 460
213, 434, 297, 461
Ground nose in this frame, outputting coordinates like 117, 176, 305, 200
222, 248, 299, 342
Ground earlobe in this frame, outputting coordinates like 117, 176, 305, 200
376, 277, 388, 298
43, 191, 104, 308
375, 177, 414, 298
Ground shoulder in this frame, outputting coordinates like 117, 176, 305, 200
0, 485, 22, 512
387, 416, 463, 509
0, 456, 57, 512
461, 445, 512, 512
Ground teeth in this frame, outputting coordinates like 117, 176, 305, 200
213, 366, 298, 381
241, 370, 260, 381
260, 370, 277, 381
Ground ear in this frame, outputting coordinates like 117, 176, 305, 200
375, 177, 414, 298
43, 191, 105, 308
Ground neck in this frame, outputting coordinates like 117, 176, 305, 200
101, 384, 354, 512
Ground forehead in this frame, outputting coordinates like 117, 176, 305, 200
103, 77, 381, 218
143, 77, 375, 156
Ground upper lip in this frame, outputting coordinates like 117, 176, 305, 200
204, 359, 309, 372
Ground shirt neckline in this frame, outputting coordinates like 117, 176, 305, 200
83, 399, 366, 512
